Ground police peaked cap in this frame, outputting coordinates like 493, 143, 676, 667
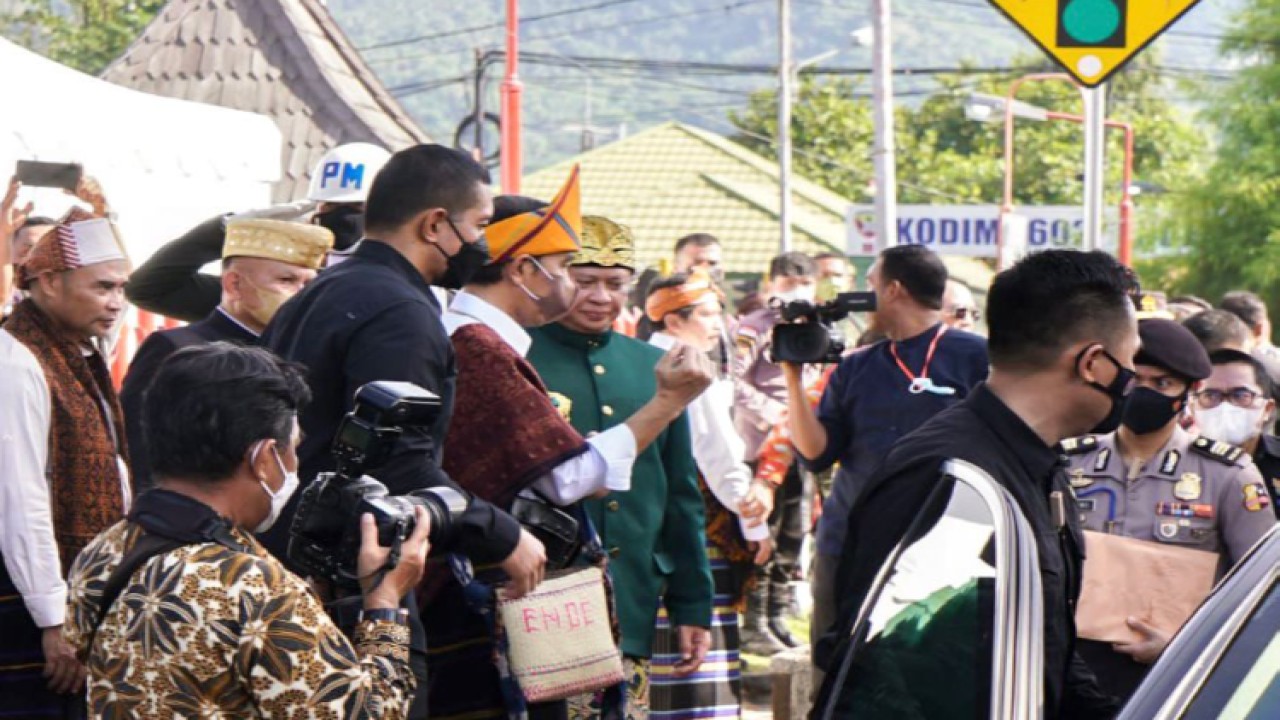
1135, 318, 1212, 381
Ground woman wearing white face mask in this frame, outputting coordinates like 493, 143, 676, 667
1198, 349, 1280, 516
64, 343, 433, 719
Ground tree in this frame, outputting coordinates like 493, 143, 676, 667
729, 55, 1204, 249
2, 0, 164, 75
1153, 0, 1280, 310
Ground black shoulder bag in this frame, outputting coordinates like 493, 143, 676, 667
83, 489, 247, 653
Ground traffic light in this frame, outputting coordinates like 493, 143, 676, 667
1057, 0, 1126, 48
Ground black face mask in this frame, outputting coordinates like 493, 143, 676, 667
314, 205, 365, 251
1082, 347, 1136, 435
1121, 387, 1185, 435
433, 217, 490, 289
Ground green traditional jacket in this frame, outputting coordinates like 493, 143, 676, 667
527, 323, 713, 658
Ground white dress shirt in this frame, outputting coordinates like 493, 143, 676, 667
651, 331, 770, 541
0, 329, 131, 628
443, 291, 636, 503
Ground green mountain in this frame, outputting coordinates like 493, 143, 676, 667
334, 0, 1239, 171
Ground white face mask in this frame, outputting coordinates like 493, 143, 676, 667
254, 444, 300, 533
773, 285, 815, 304
1196, 404, 1265, 447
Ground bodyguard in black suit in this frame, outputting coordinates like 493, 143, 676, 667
120, 218, 333, 491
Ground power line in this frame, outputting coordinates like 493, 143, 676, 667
387, 48, 1230, 99
357, 0, 645, 52
681, 101, 984, 203
387, 51, 1026, 97
366, 0, 774, 65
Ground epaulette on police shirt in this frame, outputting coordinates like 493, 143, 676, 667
1058, 436, 1100, 455
1190, 436, 1247, 465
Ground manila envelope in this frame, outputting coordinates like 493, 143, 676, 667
1075, 530, 1218, 644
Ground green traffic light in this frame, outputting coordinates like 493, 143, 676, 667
1061, 0, 1122, 43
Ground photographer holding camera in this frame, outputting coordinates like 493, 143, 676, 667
65, 343, 432, 718
780, 246, 988, 681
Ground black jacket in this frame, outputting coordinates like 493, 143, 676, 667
260, 240, 521, 567
1252, 435, 1280, 517
815, 384, 1119, 720
124, 215, 224, 322
120, 309, 258, 492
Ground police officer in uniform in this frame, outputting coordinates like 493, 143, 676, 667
1062, 318, 1276, 699
1198, 348, 1280, 516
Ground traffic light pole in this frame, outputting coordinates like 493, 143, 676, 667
1082, 85, 1107, 251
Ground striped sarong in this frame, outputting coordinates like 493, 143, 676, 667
649, 546, 743, 720
0, 562, 71, 719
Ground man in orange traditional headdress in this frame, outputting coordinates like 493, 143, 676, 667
428, 168, 714, 720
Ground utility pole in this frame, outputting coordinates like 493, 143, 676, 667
473, 49, 486, 161
777, 0, 794, 252
1082, 84, 1106, 251
871, 0, 897, 248
500, 0, 523, 193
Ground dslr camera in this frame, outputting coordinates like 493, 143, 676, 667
771, 292, 877, 364
289, 381, 467, 588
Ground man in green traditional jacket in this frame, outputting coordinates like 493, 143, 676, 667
528, 216, 714, 720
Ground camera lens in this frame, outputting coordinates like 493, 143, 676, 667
774, 324, 832, 364
407, 486, 468, 550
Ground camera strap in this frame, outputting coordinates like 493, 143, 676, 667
83, 489, 245, 655
889, 324, 953, 395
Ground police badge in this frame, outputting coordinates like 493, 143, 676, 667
1174, 472, 1202, 501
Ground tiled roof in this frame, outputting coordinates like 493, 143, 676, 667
523, 122, 992, 289
101, 0, 428, 203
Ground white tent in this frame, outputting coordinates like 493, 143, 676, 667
0, 37, 281, 264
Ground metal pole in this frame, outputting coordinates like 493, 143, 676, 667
997, 73, 1081, 262
583, 74, 595, 151
1118, 123, 1134, 266
870, 0, 897, 248
500, 0, 523, 193
473, 49, 485, 161
778, 0, 793, 252
1082, 84, 1107, 251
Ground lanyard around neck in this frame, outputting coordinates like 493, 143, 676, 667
889, 324, 949, 395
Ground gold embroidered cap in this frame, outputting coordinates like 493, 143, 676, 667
223, 218, 334, 270
572, 216, 635, 270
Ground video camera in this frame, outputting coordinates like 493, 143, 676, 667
771, 292, 877, 364
289, 381, 467, 588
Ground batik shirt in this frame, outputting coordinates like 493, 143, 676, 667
65, 520, 414, 719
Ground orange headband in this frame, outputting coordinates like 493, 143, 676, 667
645, 269, 725, 322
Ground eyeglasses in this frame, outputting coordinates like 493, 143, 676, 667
951, 306, 981, 321
1196, 387, 1264, 409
